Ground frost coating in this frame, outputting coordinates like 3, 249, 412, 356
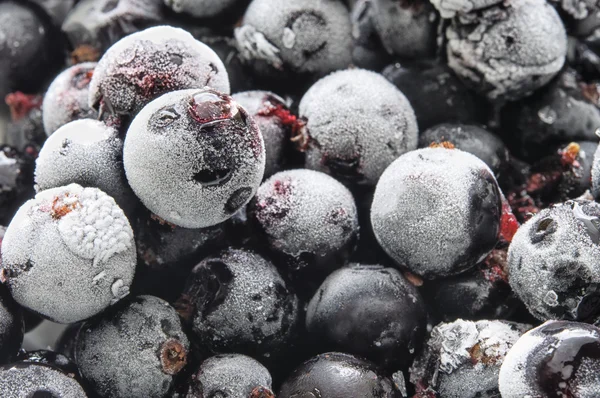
445, 0, 567, 100
35, 119, 135, 213
42, 62, 98, 136
410, 319, 529, 398
123, 88, 265, 228
0, 362, 88, 398
89, 25, 230, 117
235, 0, 352, 76
165, 0, 241, 18
591, 143, 600, 199
371, 148, 501, 279
431, 0, 503, 18
507, 200, 600, 321
300, 69, 418, 186
0, 184, 136, 323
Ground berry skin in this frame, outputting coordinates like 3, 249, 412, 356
499, 320, 600, 398
371, 148, 502, 279
306, 264, 427, 370
1, 184, 136, 324
42, 63, 99, 136
0, 282, 23, 365
443, 0, 567, 100
177, 248, 299, 361
34, 119, 136, 215
89, 25, 230, 119
164, 0, 244, 18
235, 0, 353, 80
299, 69, 418, 187
123, 88, 265, 228
507, 199, 600, 322
185, 354, 274, 398
0, 146, 35, 226
278, 352, 399, 398
75, 295, 189, 398
410, 319, 530, 398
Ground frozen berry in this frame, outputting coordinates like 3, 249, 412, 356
235, 0, 353, 80
507, 199, 600, 322
89, 26, 230, 118
431, 0, 503, 18
35, 119, 136, 214
278, 352, 398, 398
164, 0, 245, 18
123, 88, 265, 228
42, 63, 99, 136
4, 93, 46, 154
1, 184, 136, 323
232, 91, 293, 178
419, 123, 510, 175
30, 0, 76, 25
75, 295, 189, 398
0, 283, 23, 364
410, 319, 530, 398
299, 69, 418, 186
0, 146, 35, 226
248, 169, 359, 294
499, 320, 600, 398
371, 148, 501, 279
62, 0, 164, 53
443, 0, 567, 100
177, 248, 299, 361
306, 264, 427, 369
185, 354, 274, 398
202, 35, 255, 93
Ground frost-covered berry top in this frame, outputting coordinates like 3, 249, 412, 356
0, 362, 88, 398
89, 25, 230, 117
1, 184, 136, 323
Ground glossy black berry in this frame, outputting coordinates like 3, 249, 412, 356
499, 320, 600, 398
75, 295, 190, 398
278, 352, 399, 398
0, 283, 23, 365
306, 264, 427, 370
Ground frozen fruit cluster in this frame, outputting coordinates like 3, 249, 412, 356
1, 0, 600, 397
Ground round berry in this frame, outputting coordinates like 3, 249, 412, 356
306, 264, 427, 369
299, 69, 418, 186
499, 320, 600, 398
371, 147, 502, 279
75, 295, 189, 398
1, 184, 136, 323
42, 63, 98, 136
123, 88, 265, 228
34, 119, 135, 214
89, 25, 230, 118
507, 199, 600, 321
0, 283, 23, 364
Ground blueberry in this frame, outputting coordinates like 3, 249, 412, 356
177, 248, 299, 361
42, 63, 99, 136
443, 0, 567, 100
0, 184, 136, 323
75, 295, 190, 398
278, 352, 398, 398
299, 69, 418, 186
35, 119, 136, 215
0, 146, 35, 226
410, 319, 530, 398
499, 320, 600, 398
418, 123, 510, 175
306, 264, 427, 370
248, 169, 359, 296
235, 0, 353, 80
164, 0, 245, 18
0, 1, 65, 99
371, 147, 502, 279
0, 282, 23, 365
62, 0, 165, 53
383, 61, 488, 131
185, 354, 275, 398
123, 88, 265, 228
507, 199, 600, 322
89, 26, 230, 119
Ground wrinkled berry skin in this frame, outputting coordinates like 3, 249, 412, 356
124, 88, 265, 229
499, 320, 600, 398
306, 264, 427, 370
178, 248, 299, 362
0, 1, 65, 99
278, 352, 399, 398
507, 200, 600, 322
371, 148, 501, 279
0, 283, 23, 365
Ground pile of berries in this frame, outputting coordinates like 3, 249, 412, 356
1, 0, 600, 397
